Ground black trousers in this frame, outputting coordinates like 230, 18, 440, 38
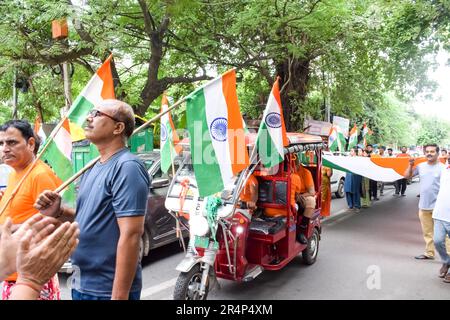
395, 179, 407, 195
369, 180, 378, 199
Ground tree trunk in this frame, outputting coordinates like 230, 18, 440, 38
276, 58, 310, 131
28, 78, 45, 123
137, 81, 166, 116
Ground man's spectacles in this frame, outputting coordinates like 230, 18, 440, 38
88, 109, 121, 122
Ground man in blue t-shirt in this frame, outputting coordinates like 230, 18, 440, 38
35, 99, 150, 300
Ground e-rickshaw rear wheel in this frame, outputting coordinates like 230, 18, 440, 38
173, 264, 209, 300
302, 228, 319, 265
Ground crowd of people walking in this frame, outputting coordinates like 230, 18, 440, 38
343, 143, 450, 283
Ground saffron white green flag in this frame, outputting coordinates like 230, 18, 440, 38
33, 116, 47, 150
347, 124, 358, 151
256, 77, 289, 168
328, 126, 339, 152
40, 55, 115, 205
322, 154, 443, 182
68, 55, 115, 141
40, 118, 75, 205
160, 94, 181, 173
186, 69, 249, 197
337, 128, 347, 152
362, 122, 372, 147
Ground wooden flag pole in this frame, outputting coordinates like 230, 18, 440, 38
170, 143, 186, 251
133, 96, 187, 136
54, 155, 99, 194
53, 96, 188, 195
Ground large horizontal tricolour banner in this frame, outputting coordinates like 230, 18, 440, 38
322, 155, 441, 182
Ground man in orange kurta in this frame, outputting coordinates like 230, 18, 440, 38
239, 173, 259, 211
264, 172, 301, 218
295, 162, 316, 244
0, 120, 61, 300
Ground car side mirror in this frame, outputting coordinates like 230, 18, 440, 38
151, 178, 170, 189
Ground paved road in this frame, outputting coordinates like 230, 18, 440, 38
58, 181, 450, 299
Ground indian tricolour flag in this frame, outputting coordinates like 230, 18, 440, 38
39, 55, 115, 205
67, 54, 115, 141
336, 127, 347, 152
256, 77, 288, 168
40, 118, 75, 205
347, 124, 358, 151
33, 116, 47, 148
322, 154, 445, 182
328, 126, 339, 152
362, 122, 372, 147
160, 94, 181, 173
186, 69, 249, 197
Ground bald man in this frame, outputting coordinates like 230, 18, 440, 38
35, 100, 150, 300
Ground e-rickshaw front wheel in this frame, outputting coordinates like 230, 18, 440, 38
302, 228, 320, 265
173, 264, 210, 300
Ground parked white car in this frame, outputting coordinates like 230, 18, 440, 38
323, 151, 346, 198
330, 168, 346, 198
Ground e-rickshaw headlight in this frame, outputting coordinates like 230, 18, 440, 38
189, 215, 210, 236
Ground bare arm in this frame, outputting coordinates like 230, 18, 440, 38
34, 190, 76, 222
403, 158, 415, 179
303, 186, 316, 197
0, 215, 59, 280
112, 216, 144, 300
9, 283, 40, 299
247, 181, 259, 209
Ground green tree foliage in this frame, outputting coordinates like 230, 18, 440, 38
0, 0, 448, 144
358, 93, 417, 147
416, 116, 450, 146
176, 0, 450, 130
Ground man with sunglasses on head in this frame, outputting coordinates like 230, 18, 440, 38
35, 99, 150, 300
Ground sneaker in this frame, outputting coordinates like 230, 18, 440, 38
354, 208, 360, 213
414, 254, 434, 260
439, 264, 449, 278
401, 194, 406, 196
394, 193, 399, 196
444, 273, 450, 283
374, 198, 380, 201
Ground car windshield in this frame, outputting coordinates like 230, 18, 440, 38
167, 162, 197, 199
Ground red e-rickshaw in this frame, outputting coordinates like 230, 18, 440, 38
165, 132, 324, 300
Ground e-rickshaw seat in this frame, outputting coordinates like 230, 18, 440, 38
248, 176, 288, 236
249, 216, 286, 235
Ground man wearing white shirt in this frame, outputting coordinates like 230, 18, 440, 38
404, 144, 449, 260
